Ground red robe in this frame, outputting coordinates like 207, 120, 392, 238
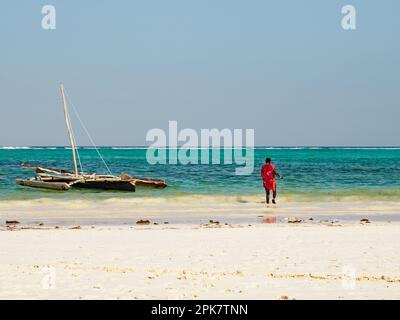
261, 163, 277, 191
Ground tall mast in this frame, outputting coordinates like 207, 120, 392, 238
60, 83, 79, 176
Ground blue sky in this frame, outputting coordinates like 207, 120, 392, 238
0, 0, 399, 146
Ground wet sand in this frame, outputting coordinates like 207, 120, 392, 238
0, 196, 400, 226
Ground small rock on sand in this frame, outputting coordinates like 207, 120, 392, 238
360, 218, 370, 223
136, 219, 150, 225
6, 220, 20, 225
287, 217, 301, 223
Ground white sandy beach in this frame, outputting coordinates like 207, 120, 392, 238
1, 195, 399, 300
1, 221, 399, 300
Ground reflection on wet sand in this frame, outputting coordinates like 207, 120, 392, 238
262, 213, 277, 224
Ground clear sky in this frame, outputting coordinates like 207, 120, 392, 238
0, 0, 399, 146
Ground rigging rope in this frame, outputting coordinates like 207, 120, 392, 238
63, 89, 113, 176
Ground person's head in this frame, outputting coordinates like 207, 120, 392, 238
265, 157, 272, 164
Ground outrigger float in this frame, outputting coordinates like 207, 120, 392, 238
16, 84, 166, 192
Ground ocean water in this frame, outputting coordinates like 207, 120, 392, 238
0, 147, 399, 202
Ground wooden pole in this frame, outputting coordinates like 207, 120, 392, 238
60, 83, 79, 176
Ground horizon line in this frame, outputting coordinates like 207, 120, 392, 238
1, 145, 400, 149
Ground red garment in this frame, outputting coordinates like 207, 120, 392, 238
261, 164, 277, 191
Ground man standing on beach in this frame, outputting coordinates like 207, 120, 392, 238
261, 158, 283, 204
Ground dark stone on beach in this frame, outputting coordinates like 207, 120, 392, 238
360, 218, 370, 223
209, 220, 220, 224
6, 220, 20, 225
287, 217, 302, 223
69, 226, 81, 230
136, 219, 150, 225
55, 226, 59, 229
164, 222, 169, 224
308, 217, 314, 221
38, 223, 44, 226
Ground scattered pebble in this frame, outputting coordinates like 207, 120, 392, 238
287, 217, 302, 223
6, 220, 20, 225
69, 226, 81, 230
360, 218, 370, 223
136, 219, 150, 225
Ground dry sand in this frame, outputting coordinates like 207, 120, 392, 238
1, 222, 399, 300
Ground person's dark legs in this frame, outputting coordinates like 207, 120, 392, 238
272, 191, 277, 204
266, 190, 270, 204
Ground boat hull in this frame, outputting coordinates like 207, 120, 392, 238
133, 179, 167, 188
17, 164, 167, 192
16, 179, 71, 191
73, 180, 136, 191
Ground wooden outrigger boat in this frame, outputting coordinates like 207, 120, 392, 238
16, 84, 167, 192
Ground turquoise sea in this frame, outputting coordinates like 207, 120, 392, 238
0, 147, 399, 202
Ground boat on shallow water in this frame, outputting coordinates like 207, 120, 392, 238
16, 84, 167, 192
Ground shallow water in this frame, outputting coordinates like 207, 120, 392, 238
1, 147, 399, 203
